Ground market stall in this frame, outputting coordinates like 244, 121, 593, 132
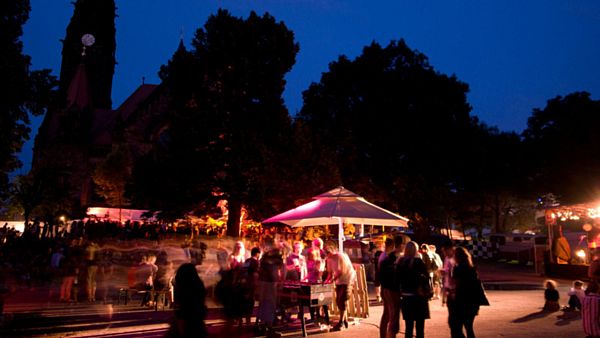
263, 186, 410, 328
541, 203, 600, 278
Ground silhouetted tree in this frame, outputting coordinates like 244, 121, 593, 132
131, 10, 299, 235
523, 92, 600, 203
0, 0, 56, 198
297, 40, 473, 236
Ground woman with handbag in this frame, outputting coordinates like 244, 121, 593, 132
447, 246, 488, 338
397, 241, 430, 338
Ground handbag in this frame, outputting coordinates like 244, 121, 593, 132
416, 272, 433, 299
417, 276, 434, 299
475, 278, 490, 306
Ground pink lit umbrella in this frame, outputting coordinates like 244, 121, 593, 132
262, 186, 409, 252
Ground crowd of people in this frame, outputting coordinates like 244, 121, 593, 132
213, 237, 356, 337
376, 236, 488, 338
20, 219, 600, 338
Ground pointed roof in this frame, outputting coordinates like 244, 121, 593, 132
66, 63, 92, 110
117, 84, 159, 122
176, 38, 186, 53
315, 186, 360, 198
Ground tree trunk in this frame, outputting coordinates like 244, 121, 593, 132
494, 194, 501, 233
226, 197, 242, 238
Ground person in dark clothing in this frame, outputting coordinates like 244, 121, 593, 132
240, 247, 261, 326
543, 279, 560, 311
379, 236, 403, 338
447, 247, 482, 338
256, 245, 284, 337
167, 263, 207, 338
397, 241, 430, 338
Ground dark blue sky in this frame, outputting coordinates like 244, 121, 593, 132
18, 0, 600, 173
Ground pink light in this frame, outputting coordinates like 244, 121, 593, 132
295, 199, 321, 212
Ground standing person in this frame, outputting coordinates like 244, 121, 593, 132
306, 246, 324, 283
59, 252, 78, 302
84, 241, 99, 302
429, 245, 443, 300
324, 242, 356, 331
167, 263, 207, 338
305, 247, 326, 323
441, 245, 456, 306
378, 237, 402, 338
230, 241, 246, 270
241, 247, 261, 326
256, 245, 284, 337
397, 241, 430, 338
447, 247, 483, 338
373, 241, 385, 303
420, 244, 434, 297
285, 241, 307, 282
588, 249, 600, 282
583, 280, 600, 338
98, 248, 115, 304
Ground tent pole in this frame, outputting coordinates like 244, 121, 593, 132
335, 217, 344, 253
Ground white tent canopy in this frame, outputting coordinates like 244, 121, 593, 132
262, 186, 409, 251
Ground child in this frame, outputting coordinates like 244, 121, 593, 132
544, 280, 560, 311
564, 280, 585, 311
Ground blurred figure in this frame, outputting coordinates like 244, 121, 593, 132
167, 263, 207, 337
98, 248, 115, 304
429, 245, 443, 300
230, 241, 246, 269
588, 249, 600, 282
306, 245, 324, 283
155, 258, 175, 308
84, 241, 99, 302
241, 247, 261, 325
285, 241, 307, 282
441, 245, 456, 306
306, 247, 326, 323
256, 245, 284, 337
59, 252, 79, 302
325, 242, 356, 331
136, 254, 158, 306
447, 247, 483, 338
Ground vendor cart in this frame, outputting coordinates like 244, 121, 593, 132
279, 281, 333, 337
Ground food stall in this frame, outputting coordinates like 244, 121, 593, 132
542, 203, 600, 278
263, 186, 409, 335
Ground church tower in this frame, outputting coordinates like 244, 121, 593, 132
59, 0, 116, 109
32, 0, 117, 216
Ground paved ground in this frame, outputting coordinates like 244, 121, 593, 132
0, 260, 588, 337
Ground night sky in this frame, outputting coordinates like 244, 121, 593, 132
17, 0, 600, 173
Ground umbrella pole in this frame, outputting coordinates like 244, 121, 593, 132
335, 217, 344, 253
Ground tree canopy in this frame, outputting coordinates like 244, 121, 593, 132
297, 40, 476, 235
131, 10, 299, 235
523, 92, 600, 203
0, 0, 56, 198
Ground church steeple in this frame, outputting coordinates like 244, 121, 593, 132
66, 63, 92, 111
59, 0, 116, 109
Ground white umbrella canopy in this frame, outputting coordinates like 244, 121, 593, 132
262, 186, 409, 251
